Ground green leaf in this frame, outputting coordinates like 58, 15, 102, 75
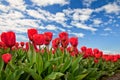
75, 73, 88, 80
0, 71, 6, 80
49, 57, 62, 63
45, 72, 64, 80
5, 72, 15, 80
89, 78, 97, 80
64, 72, 75, 80
60, 57, 72, 73
0, 57, 4, 72
85, 68, 98, 80
27, 42, 36, 65
44, 61, 50, 71
5, 69, 24, 80
22, 68, 42, 80
36, 53, 43, 75
14, 69, 24, 80
71, 55, 83, 74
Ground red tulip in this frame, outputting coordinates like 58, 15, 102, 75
2, 53, 12, 64
0, 41, 5, 48
44, 32, 53, 45
94, 51, 103, 59
1, 31, 16, 48
20, 42, 24, 47
52, 38, 60, 49
67, 46, 79, 56
27, 28, 38, 41
94, 59, 99, 64
69, 37, 78, 47
67, 46, 73, 53
93, 48, 99, 54
70, 51, 76, 57
81, 46, 87, 53
86, 48, 93, 57
61, 38, 69, 48
52, 49, 56, 54
112, 55, 119, 62
25, 42, 29, 51
15, 42, 19, 48
33, 34, 44, 45
33, 42, 38, 50
102, 55, 112, 62
59, 32, 68, 41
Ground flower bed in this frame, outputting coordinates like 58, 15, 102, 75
0, 28, 120, 80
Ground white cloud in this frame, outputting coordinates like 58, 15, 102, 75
26, 9, 47, 20
104, 27, 112, 31
0, 4, 10, 12
71, 21, 97, 32
45, 25, 57, 30
7, 0, 26, 11
63, 8, 93, 22
16, 34, 28, 42
70, 32, 85, 38
57, 27, 66, 31
54, 12, 66, 22
31, 0, 69, 6
27, 8, 69, 28
67, 30, 85, 38
45, 25, 66, 32
95, 3, 120, 14
72, 9, 93, 22
1, 10, 24, 19
93, 19, 102, 25
103, 50, 120, 54
82, 0, 96, 7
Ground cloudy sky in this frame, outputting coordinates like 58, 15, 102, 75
0, 0, 120, 53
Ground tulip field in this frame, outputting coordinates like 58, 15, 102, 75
0, 28, 120, 80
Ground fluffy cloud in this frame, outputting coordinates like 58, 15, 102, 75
93, 19, 102, 25
63, 8, 93, 21
16, 34, 28, 42
26, 9, 47, 21
70, 32, 85, 38
82, 0, 96, 7
71, 21, 97, 32
31, 0, 69, 6
45, 25, 57, 30
95, 2, 120, 14
104, 27, 112, 31
7, 0, 26, 11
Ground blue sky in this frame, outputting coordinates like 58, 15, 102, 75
0, 0, 120, 53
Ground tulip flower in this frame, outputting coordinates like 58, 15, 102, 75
44, 32, 53, 45
20, 42, 25, 47
93, 48, 99, 54
0, 41, 5, 48
2, 53, 12, 64
1, 31, 16, 48
94, 59, 99, 64
33, 34, 44, 45
61, 38, 69, 48
69, 37, 78, 47
52, 38, 60, 50
25, 42, 29, 51
80, 46, 87, 53
27, 28, 38, 41
59, 32, 68, 41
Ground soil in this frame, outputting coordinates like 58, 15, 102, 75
100, 73, 120, 80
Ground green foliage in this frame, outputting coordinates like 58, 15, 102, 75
0, 44, 120, 80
